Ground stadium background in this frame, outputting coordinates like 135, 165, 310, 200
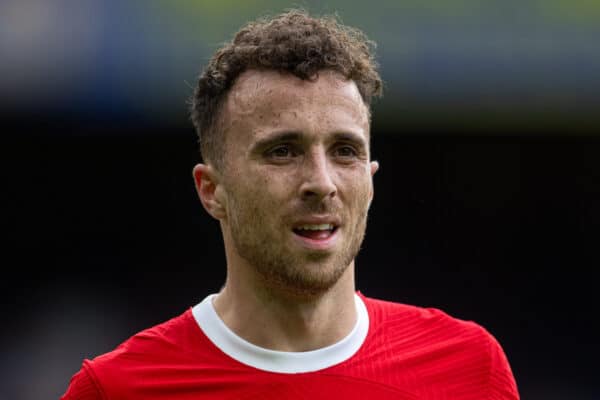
2, 1, 599, 398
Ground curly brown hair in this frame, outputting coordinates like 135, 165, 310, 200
189, 9, 383, 168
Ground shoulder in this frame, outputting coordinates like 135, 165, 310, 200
361, 295, 519, 399
95, 308, 195, 363
358, 293, 519, 398
360, 293, 490, 339
74, 309, 200, 395
359, 292, 504, 366
100, 308, 204, 366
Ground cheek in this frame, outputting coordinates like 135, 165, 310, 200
346, 178, 374, 210
231, 178, 281, 214
340, 169, 372, 193
253, 167, 298, 196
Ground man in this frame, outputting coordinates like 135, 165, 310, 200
61, 10, 519, 399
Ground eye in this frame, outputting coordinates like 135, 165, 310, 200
271, 146, 290, 157
332, 145, 358, 158
266, 144, 298, 160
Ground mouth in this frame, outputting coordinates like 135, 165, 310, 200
292, 222, 339, 250
293, 223, 338, 240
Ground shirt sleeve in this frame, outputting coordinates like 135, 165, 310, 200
486, 332, 520, 400
60, 364, 103, 400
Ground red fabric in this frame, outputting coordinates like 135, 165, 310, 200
61, 293, 519, 399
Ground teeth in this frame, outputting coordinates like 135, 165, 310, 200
297, 224, 333, 231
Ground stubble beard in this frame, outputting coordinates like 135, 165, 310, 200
227, 195, 370, 297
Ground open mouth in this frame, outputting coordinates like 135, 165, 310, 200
293, 223, 338, 240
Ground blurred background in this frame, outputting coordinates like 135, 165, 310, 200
2, 0, 599, 399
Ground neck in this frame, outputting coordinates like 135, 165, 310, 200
213, 260, 357, 352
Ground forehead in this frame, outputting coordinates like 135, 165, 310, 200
221, 69, 370, 138
230, 69, 363, 107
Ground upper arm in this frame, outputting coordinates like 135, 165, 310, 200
486, 331, 520, 400
60, 365, 103, 400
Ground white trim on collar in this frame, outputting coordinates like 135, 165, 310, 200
192, 293, 369, 374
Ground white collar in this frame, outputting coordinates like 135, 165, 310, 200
192, 293, 369, 374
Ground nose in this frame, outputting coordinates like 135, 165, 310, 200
299, 149, 337, 201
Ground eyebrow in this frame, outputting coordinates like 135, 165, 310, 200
329, 132, 367, 148
250, 130, 368, 154
252, 132, 302, 151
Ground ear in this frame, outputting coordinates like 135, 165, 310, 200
370, 160, 379, 177
192, 163, 227, 220
369, 160, 379, 203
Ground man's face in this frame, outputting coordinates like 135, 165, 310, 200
216, 69, 378, 296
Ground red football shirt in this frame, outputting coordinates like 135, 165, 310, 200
61, 293, 519, 399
